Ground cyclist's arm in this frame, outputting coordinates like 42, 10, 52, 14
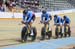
45, 14, 49, 22
23, 14, 25, 21
27, 13, 33, 22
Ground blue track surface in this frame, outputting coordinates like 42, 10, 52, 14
2, 37, 75, 49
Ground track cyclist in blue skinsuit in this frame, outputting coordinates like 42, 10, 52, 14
62, 15, 71, 37
22, 9, 35, 25
40, 10, 52, 40
54, 15, 63, 38
21, 8, 36, 42
62, 15, 71, 27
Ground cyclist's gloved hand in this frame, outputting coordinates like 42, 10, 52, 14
40, 21, 43, 23
21, 21, 27, 24
21, 21, 24, 24
54, 23, 57, 25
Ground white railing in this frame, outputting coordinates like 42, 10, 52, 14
0, 9, 75, 18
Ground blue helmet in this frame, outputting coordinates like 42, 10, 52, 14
63, 15, 67, 19
54, 15, 58, 18
23, 10, 28, 15
42, 10, 46, 14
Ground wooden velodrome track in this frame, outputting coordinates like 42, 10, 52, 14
0, 12, 75, 48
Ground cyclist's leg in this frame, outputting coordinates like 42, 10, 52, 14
65, 23, 70, 30
45, 22, 49, 33
29, 20, 33, 29
60, 23, 63, 37
27, 21, 33, 31
67, 24, 70, 29
56, 23, 62, 38
55, 25, 59, 38
29, 21, 35, 36
66, 23, 71, 37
